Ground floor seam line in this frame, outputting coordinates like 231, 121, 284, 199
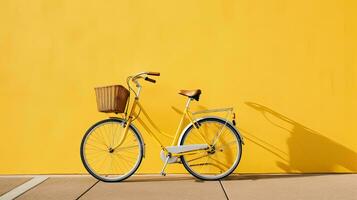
219, 180, 229, 200
76, 180, 100, 200
0, 176, 48, 200
14, 177, 49, 200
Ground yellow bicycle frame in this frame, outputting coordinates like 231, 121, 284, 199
114, 97, 211, 156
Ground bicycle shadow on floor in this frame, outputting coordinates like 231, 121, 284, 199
124, 175, 200, 183
245, 102, 357, 173
223, 173, 334, 181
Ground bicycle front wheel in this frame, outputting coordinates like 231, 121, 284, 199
180, 117, 242, 180
80, 118, 144, 182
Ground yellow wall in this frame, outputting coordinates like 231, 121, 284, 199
1, 0, 356, 174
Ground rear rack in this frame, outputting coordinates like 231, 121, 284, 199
191, 107, 233, 115
192, 107, 236, 126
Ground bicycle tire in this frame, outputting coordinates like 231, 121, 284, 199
179, 117, 243, 180
80, 118, 144, 182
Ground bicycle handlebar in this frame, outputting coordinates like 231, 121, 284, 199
130, 71, 160, 86
128, 71, 160, 97
131, 72, 160, 79
144, 77, 156, 83
147, 72, 160, 76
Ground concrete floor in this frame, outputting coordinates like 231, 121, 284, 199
0, 174, 356, 200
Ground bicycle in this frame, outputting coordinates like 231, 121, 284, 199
80, 71, 244, 182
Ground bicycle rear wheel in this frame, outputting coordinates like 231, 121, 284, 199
179, 117, 242, 180
80, 118, 144, 182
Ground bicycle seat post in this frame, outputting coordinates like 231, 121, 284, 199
185, 98, 192, 109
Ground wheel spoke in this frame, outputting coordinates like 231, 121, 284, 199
216, 140, 237, 150
116, 144, 139, 151
212, 124, 229, 146
186, 152, 209, 163
85, 142, 107, 151
209, 156, 231, 170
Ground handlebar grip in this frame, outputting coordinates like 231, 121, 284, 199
144, 77, 156, 83
147, 72, 160, 76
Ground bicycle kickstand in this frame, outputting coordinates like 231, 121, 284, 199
160, 156, 170, 176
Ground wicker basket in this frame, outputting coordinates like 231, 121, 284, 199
94, 85, 130, 113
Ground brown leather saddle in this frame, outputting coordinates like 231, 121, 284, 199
178, 89, 201, 101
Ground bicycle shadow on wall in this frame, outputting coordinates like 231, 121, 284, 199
245, 102, 357, 173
